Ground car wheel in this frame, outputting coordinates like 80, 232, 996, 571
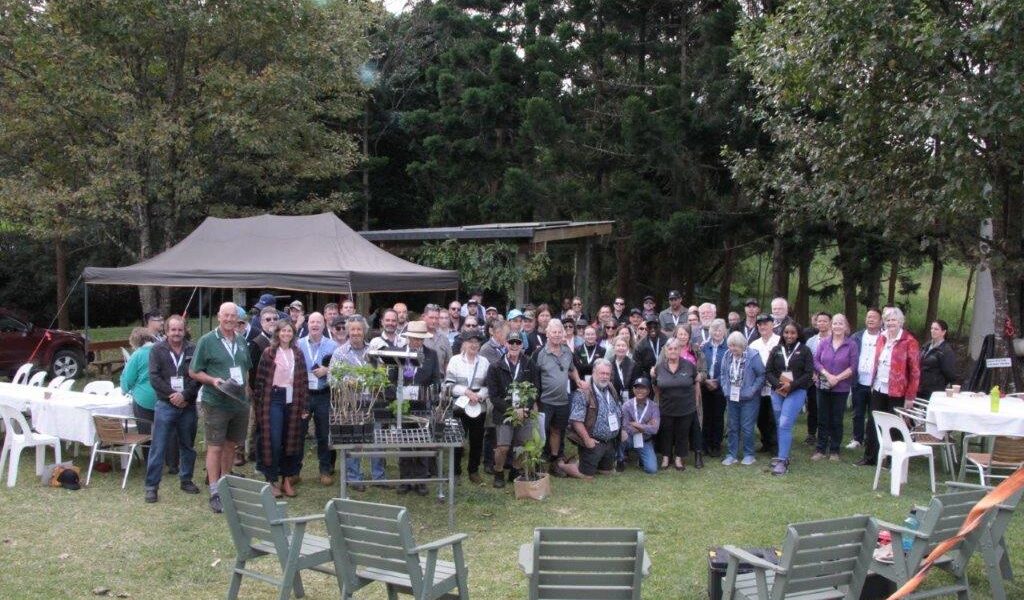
51, 349, 85, 379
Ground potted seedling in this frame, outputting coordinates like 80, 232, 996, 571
513, 426, 550, 501
329, 363, 389, 443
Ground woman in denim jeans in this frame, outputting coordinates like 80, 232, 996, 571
720, 331, 766, 466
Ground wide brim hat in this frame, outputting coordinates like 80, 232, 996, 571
402, 320, 431, 339
460, 330, 485, 343
454, 395, 483, 418
216, 380, 248, 405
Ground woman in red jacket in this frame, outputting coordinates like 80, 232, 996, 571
857, 306, 920, 467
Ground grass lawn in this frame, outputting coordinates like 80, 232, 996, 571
0, 414, 1020, 600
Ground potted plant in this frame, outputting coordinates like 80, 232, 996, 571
329, 363, 389, 443
513, 426, 551, 500
503, 381, 537, 428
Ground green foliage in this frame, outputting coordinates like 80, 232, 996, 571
411, 239, 550, 301
503, 381, 538, 427
330, 362, 391, 393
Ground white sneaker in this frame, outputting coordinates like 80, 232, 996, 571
845, 440, 861, 449
741, 456, 757, 466
721, 456, 738, 466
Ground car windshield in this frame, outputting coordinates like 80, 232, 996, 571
0, 315, 26, 333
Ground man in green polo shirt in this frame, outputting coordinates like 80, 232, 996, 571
189, 301, 252, 513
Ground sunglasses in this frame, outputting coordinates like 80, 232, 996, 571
614, 301, 624, 305
637, 326, 648, 331
333, 325, 345, 331
263, 317, 278, 322
604, 325, 616, 330
508, 340, 523, 345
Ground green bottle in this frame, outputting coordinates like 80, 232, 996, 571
991, 385, 1001, 413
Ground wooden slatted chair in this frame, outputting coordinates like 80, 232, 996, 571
517, 528, 650, 600
220, 475, 334, 600
722, 515, 877, 600
85, 414, 151, 489
324, 498, 469, 600
944, 482, 1023, 600
963, 436, 1024, 486
871, 486, 992, 600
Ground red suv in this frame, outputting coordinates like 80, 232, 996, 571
0, 309, 88, 379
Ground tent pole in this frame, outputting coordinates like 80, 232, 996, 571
198, 288, 203, 332
83, 283, 90, 347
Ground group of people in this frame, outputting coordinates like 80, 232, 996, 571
118, 289, 959, 512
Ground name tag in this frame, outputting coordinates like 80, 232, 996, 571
730, 386, 741, 402
761, 384, 771, 396
632, 432, 644, 449
607, 411, 619, 431
307, 372, 319, 390
781, 371, 793, 381
229, 367, 243, 385
284, 385, 293, 405
585, 374, 592, 385
402, 386, 420, 401
170, 376, 184, 393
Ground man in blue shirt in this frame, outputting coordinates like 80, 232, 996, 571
298, 312, 337, 486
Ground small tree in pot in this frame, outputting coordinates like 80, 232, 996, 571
506, 381, 550, 500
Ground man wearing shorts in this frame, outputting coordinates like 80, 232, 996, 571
189, 302, 252, 513
530, 320, 589, 477
485, 330, 536, 488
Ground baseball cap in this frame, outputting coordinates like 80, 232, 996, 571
330, 315, 348, 329
507, 331, 524, 343
744, 298, 760, 307
288, 300, 304, 311
507, 309, 524, 321
254, 293, 276, 310
643, 295, 655, 303
631, 376, 652, 390
645, 314, 660, 325
486, 306, 498, 313
668, 290, 682, 300
523, 311, 535, 321
755, 313, 774, 324
629, 307, 642, 316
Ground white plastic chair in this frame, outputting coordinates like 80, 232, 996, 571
83, 381, 115, 395
872, 410, 936, 496
46, 375, 65, 389
0, 403, 62, 487
57, 378, 75, 391
28, 371, 48, 387
12, 363, 33, 385
106, 386, 122, 397
896, 401, 958, 473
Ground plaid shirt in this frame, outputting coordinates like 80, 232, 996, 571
253, 345, 308, 467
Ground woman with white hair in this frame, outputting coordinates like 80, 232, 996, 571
857, 306, 921, 467
720, 331, 766, 466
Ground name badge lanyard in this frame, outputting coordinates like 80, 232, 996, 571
170, 349, 185, 374
218, 331, 237, 366
729, 356, 745, 384
633, 398, 649, 426
280, 348, 295, 374
710, 345, 720, 379
653, 338, 660, 357
780, 343, 800, 372
465, 357, 481, 392
745, 325, 755, 340
305, 339, 323, 371
616, 361, 625, 389
505, 356, 521, 381
584, 345, 598, 366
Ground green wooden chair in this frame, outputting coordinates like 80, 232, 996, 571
219, 476, 334, 600
722, 515, 877, 600
944, 481, 1023, 600
871, 486, 992, 600
323, 498, 469, 599
516, 528, 651, 600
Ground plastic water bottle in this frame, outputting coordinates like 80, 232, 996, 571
991, 385, 1001, 413
902, 514, 919, 553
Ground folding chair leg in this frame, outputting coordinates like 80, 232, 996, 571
291, 571, 305, 599
86, 443, 100, 485
35, 445, 45, 476
873, 459, 883, 491
0, 441, 9, 481
927, 453, 936, 493
122, 444, 135, 489
226, 559, 245, 600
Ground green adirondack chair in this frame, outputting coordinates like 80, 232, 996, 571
871, 485, 992, 600
944, 481, 1023, 600
323, 498, 470, 600
219, 475, 334, 600
722, 515, 878, 600
516, 528, 651, 600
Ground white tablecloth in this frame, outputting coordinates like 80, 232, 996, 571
926, 391, 1024, 438
0, 382, 132, 444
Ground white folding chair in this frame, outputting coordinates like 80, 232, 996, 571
46, 375, 65, 389
57, 378, 75, 391
27, 371, 48, 387
0, 403, 62, 487
12, 363, 33, 385
82, 381, 115, 395
872, 411, 936, 496
86, 414, 152, 489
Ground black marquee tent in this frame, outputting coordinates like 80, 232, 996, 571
83, 212, 458, 293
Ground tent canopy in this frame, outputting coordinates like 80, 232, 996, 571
83, 213, 458, 293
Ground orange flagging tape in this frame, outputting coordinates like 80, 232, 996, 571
887, 467, 1024, 599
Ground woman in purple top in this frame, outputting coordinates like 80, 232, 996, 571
812, 314, 859, 460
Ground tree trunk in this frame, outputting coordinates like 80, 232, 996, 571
770, 234, 789, 299
615, 231, 631, 302
887, 257, 899, 306
835, 234, 859, 320
54, 235, 70, 330
925, 244, 943, 336
362, 107, 371, 231
794, 252, 810, 327
137, 199, 156, 314
719, 238, 735, 314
